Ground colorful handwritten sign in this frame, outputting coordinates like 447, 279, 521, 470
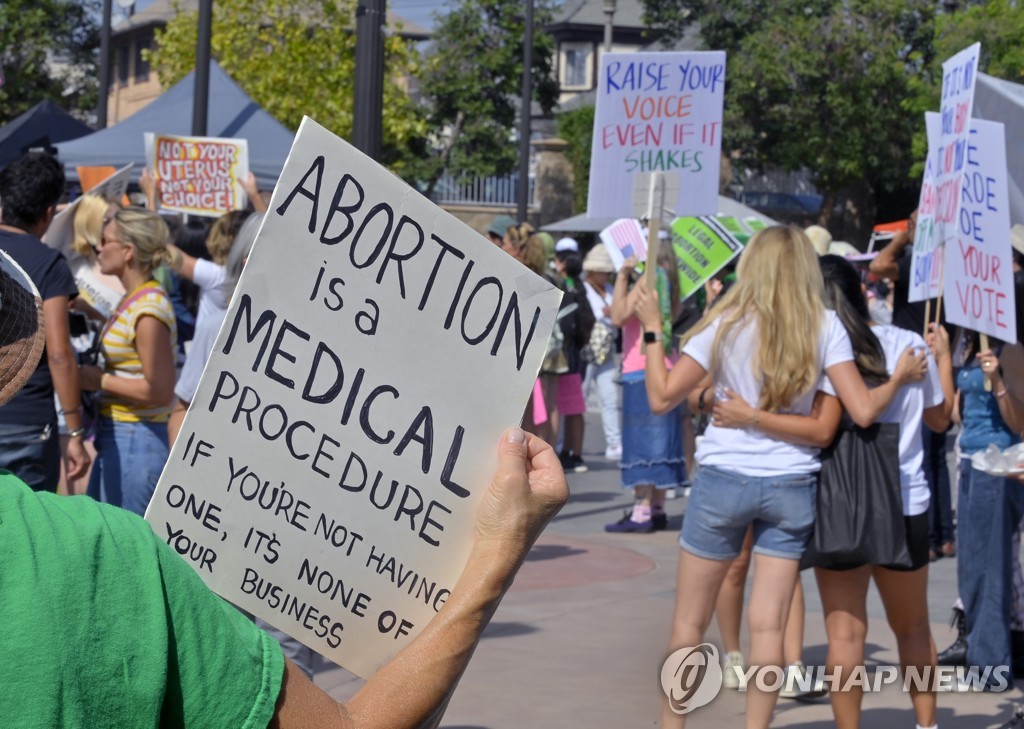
599, 218, 648, 270
144, 133, 249, 217
587, 51, 726, 219
942, 119, 1015, 342
144, 117, 562, 679
933, 44, 981, 250
670, 216, 745, 300
910, 112, 943, 302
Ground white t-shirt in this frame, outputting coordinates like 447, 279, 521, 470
866, 325, 944, 516
175, 259, 229, 403
683, 310, 854, 476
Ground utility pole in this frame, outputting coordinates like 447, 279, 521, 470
192, 0, 213, 135
96, 0, 112, 128
603, 0, 616, 52
516, 0, 534, 223
353, 0, 386, 160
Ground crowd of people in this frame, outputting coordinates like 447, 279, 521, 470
3, 145, 1024, 728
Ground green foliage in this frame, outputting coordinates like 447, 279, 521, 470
0, 0, 100, 124
410, 0, 559, 191
905, 0, 1024, 176
556, 105, 595, 213
644, 0, 937, 220
148, 0, 425, 173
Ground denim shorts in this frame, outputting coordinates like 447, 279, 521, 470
680, 465, 816, 560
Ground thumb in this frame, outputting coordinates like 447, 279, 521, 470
496, 428, 529, 475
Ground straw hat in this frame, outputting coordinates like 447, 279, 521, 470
583, 245, 615, 273
0, 249, 45, 406
805, 225, 832, 256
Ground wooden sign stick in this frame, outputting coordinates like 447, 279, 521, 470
642, 173, 666, 354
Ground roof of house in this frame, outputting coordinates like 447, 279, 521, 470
550, 0, 648, 30
112, 0, 431, 40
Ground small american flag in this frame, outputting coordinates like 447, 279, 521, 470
607, 219, 646, 260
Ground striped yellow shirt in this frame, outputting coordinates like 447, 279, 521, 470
99, 281, 177, 422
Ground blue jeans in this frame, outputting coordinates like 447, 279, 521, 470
583, 358, 620, 449
680, 465, 817, 561
957, 458, 1024, 683
88, 418, 168, 516
0, 422, 60, 493
923, 423, 954, 547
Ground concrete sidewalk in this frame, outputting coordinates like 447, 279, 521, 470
314, 413, 1024, 728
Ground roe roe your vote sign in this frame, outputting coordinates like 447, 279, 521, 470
145, 117, 562, 678
587, 51, 726, 219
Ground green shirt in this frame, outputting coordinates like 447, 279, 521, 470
0, 472, 283, 727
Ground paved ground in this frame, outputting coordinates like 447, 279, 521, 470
313, 413, 1024, 728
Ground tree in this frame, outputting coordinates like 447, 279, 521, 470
556, 106, 595, 214
643, 1, 938, 239
148, 0, 425, 174
410, 0, 559, 195
906, 0, 1024, 175
0, 0, 100, 125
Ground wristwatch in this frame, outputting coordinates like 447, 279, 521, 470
643, 330, 663, 344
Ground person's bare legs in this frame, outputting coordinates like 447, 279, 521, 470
784, 580, 806, 667
537, 375, 559, 444
815, 565, 872, 729
745, 553, 801, 729
563, 413, 584, 457
661, 549, 734, 729
168, 398, 188, 447
874, 565, 937, 727
716, 526, 753, 654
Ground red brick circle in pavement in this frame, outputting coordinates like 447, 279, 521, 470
509, 535, 657, 592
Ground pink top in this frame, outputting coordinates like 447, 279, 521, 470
621, 318, 677, 374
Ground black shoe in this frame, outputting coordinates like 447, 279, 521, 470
605, 512, 654, 533
1012, 630, 1024, 678
938, 606, 968, 666
558, 451, 588, 474
652, 513, 668, 531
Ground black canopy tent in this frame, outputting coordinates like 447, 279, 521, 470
0, 100, 92, 170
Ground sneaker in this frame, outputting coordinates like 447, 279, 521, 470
778, 661, 828, 700
559, 452, 588, 473
652, 513, 668, 531
722, 651, 744, 689
604, 444, 622, 461
665, 487, 678, 500
605, 513, 654, 533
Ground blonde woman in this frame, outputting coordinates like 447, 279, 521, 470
638, 226, 926, 729
79, 208, 176, 515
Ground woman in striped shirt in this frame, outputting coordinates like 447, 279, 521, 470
79, 208, 176, 515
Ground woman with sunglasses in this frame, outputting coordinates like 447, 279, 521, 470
79, 207, 177, 516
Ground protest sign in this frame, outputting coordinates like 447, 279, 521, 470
599, 218, 648, 270
145, 133, 249, 216
942, 118, 1015, 342
670, 216, 745, 300
144, 117, 562, 679
910, 44, 980, 302
43, 164, 133, 316
910, 112, 944, 302
588, 51, 726, 219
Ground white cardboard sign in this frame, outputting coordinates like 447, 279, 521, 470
909, 112, 943, 302
909, 43, 980, 305
144, 132, 249, 216
587, 51, 726, 219
942, 118, 1015, 342
144, 117, 562, 679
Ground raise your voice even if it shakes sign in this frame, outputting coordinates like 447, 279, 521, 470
145, 117, 562, 678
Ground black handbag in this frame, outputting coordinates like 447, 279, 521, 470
801, 420, 912, 570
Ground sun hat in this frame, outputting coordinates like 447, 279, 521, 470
0, 249, 45, 407
805, 225, 832, 256
555, 237, 579, 253
1011, 224, 1024, 257
828, 241, 860, 258
583, 244, 615, 273
487, 215, 518, 238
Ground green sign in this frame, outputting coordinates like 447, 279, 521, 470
715, 215, 746, 236
744, 216, 767, 232
671, 216, 746, 300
